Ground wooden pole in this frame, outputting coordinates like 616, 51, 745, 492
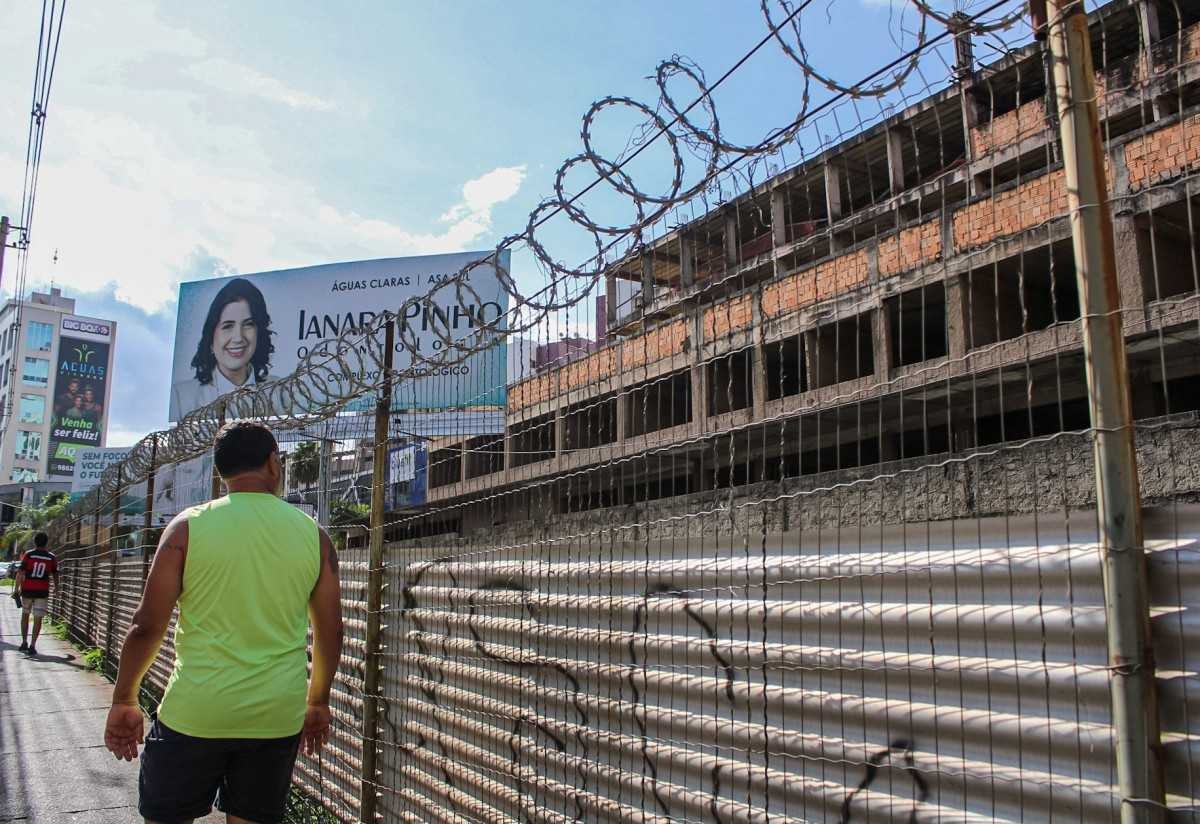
1044, 1, 1163, 819
360, 317, 395, 823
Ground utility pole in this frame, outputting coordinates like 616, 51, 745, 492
1043, 1, 1164, 821
0, 216, 9, 289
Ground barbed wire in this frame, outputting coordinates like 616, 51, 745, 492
69, 0, 1024, 515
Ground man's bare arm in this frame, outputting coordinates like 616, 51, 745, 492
111, 517, 187, 705
300, 528, 343, 756
307, 528, 343, 706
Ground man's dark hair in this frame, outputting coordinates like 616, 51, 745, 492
191, 277, 275, 386
213, 421, 278, 478
34, 532, 48, 548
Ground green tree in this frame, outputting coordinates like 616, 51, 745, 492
2, 490, 71, 557
290, 441, 321, 491
330, 500, 369, 526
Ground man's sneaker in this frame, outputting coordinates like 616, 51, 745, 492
26, 645, 36, 656
18, 642, 27, 652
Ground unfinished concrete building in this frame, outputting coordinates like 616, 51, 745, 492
395, 0, 1200, 539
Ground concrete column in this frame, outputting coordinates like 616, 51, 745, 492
945, 274, 970, 359
1137, 0, 1160, 47
885, 130, 906, 195
770, 188, 788, 249
824, 163, 844, 252
460, 441, 469, 484
691, 364, 708, 427
823, 163, 843, 223
751, 300, 767, 419
959, 74, 983, 196
1112, 213, 1149, 328
554, 408, 565, 457
641, 252, 656, 308
724, 210, 739, 268
803, 329, 821, 390
680, 234, 695, 289
615, 343, 629, 444
691, 312, 706, 429
872, 307, 893, 382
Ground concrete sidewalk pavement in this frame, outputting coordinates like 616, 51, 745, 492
0, 592, 218, 823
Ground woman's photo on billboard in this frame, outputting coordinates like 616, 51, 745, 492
170, 277, 278, 417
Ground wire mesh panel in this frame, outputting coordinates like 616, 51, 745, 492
294, 543, 369, 822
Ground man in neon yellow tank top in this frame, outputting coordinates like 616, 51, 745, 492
103, 422, 344, 824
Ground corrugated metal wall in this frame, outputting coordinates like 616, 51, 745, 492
356, 493, 1198, 822
379, 517, 1091, 821
47, 499, 1200, 822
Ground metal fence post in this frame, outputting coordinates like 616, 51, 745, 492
143, 434, 158, 585
1044, 1, 1165, 820
360, 316, 394, 823
105, 466, 122, 673
88, 496, 101, 645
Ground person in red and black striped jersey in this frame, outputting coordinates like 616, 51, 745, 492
16, 532, 58, 656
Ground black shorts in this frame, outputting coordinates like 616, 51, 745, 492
139, 717, 301, 823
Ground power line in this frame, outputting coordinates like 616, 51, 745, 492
2, 0, 68, 452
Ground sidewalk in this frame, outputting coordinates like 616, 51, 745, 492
0, 594, 217, 823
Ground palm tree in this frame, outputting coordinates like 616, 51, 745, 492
290, 441, 321, 493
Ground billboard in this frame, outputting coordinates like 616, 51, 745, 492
169, 250, 510, 421
70, 446, 149, 517
71, 446, 130, 495
48, 315, 115, 478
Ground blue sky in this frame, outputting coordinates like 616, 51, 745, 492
0, 0, 984, 445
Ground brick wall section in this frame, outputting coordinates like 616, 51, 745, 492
952, 169, 1067, 250
561, 348, 616, 393
702, 294, 753, 340
620, 319, 688, 370
508, 373, 553, 411
970, 99, 1048, 158
762, 249, 870, 319
1124, 112, 1200, 190
877, 220, 942, 278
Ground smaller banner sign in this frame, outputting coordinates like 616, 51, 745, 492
48, 315, 114, 478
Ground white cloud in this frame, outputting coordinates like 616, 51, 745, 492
1, 0, 531, 313
442, 165, 527, 223
0, 99, 524, 312
187, 58, 335, 111
0, 0, 530, 439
